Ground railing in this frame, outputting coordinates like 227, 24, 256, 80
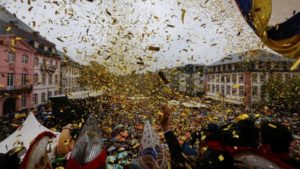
40, 64, 57, 73
0, 85, 33, 93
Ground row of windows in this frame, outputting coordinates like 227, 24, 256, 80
5, 73, 60, 87
7, 53, 60, 68
32, 91, 59, 105
208, 84, 245, 97
33, 73, 59, 86
208, 73, 297, 84
208, 84, 261, 98
209, 62, 292, 72
208, 73, 244, 83
64, 67, 80, 74
7, 52, 29, 64
33, 41, 56, 54
252, 73, 295, 83
6, 73, 28, 86
34, 57, 59, 67
210, 64, 236, 72
65, 78, 77, 85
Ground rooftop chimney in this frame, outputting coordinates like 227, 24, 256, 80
33, 31, 39, 36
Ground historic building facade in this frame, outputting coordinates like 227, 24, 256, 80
0, 5, 61, 115
32, 43, 61, 107
205, 50, 300, 108
0, 35, 36, 116
59, 51, 82, 95
169, 64, 205, 96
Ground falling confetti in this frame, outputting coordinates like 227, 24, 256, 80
181, 9, 186, 24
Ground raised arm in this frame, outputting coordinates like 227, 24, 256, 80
160, 105, 187, 169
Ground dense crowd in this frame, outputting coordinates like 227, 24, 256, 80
0, 99, 300, 169
55, 101, 300, 169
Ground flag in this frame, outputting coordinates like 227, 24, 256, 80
235, 0, 300, 60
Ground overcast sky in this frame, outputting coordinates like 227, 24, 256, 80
1, 0, 299, 73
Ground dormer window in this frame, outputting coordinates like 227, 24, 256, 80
271, 62, 275, 69
225, 64, 228, 71
52, 48, 56, 54
34, 41, 39, 48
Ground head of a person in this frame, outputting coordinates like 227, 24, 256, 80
203, 123, 222, 141
260, 121, 293, 153
236, 119, 259, 147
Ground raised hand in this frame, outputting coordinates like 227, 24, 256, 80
160, 105, 171, 131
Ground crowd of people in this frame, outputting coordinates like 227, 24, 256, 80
54, 100, 300, 169
0, 98, 300, 169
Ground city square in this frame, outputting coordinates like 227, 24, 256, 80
0, 0, 299, 169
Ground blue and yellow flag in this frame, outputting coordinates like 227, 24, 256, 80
235, 0, 300, 59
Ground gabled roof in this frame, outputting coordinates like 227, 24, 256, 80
0, 5, 56, 48
0, 34, 37, 52
209, 50, 293, 66
0, 5, 34, 32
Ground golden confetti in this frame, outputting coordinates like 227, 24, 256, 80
181, 9, 186, 24
290, 58, 300, 71
148, 46, 160, 51
268, 123, 277, 129
218, 154, 224, 161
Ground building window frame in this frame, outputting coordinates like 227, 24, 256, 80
55, 75, 58, 85
226, 85, 231, 95
21, 94, 26, 108
239, 86, 244, 97
34, 57, 39, 66
42, 73, 46, 85
252, 73, 258, 83
34, 73, 39, 84
41, 92, 46, 103
232, 74, 237, 83
238, 74, 244, 83
7, 73, 14, 86
22, 54, 29, 64
48, 74, 53, 85
21, 73, 28, 85
33, 93, 38, 105
252, 86, 259, 97
7, 52, 16, 63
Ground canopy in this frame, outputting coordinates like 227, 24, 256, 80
181, 101, 207, 108
67, 90, 104, 100
0, 112, 60, 155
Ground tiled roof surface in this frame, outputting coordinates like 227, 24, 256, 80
209, 50, 293, 66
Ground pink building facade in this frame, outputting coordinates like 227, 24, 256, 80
0, 35, 36, 116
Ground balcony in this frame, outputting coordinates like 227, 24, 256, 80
0, 85, 33, 95
40, 64, 57, 73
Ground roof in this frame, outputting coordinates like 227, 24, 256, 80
57, 50, 82, 67
176, 64, 205, 74
0, 5, 56, 47
209, 50, 293, 66
0, 5, 34, 32
0, 34, 37, 52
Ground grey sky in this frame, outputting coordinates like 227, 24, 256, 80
0, 0, 298, 73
